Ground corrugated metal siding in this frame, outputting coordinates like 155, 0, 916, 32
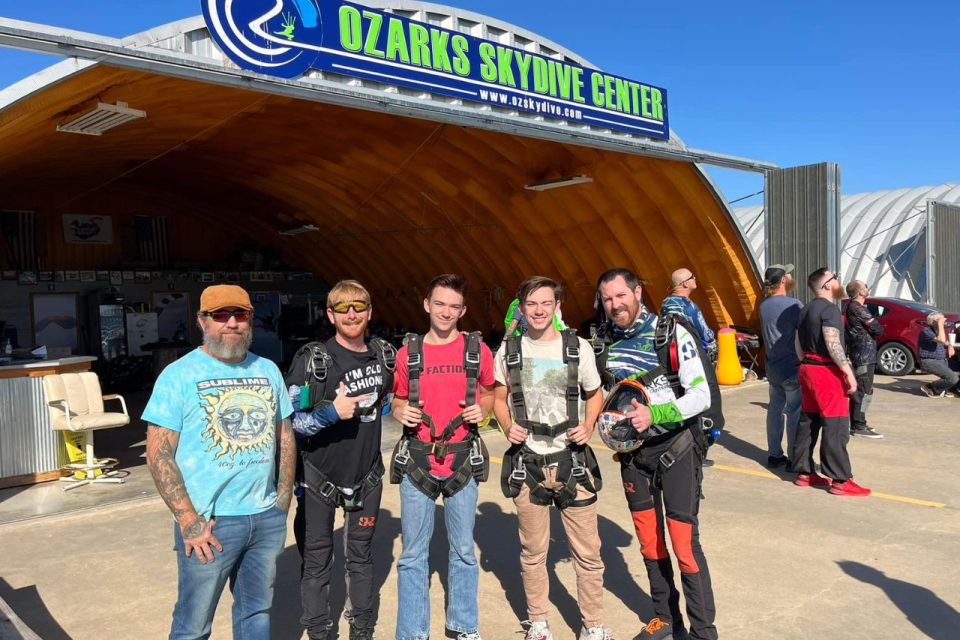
929, 201, 960, 312
0, 377, 62, 479
765, 163, 841, 304
735, 183, 960, 301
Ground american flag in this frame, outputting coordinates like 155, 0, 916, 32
0, 210, 36, 269
135, 215, 168, 267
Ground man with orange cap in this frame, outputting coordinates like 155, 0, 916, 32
145, 284, 296, 640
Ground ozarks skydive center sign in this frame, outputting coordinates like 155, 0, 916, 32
202, 0, 669, 139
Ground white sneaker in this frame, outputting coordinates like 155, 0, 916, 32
522, 620, 554, 640
457, 633, 482, 640
579, 625, 615, 640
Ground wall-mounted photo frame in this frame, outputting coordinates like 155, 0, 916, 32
65, 271, 80, 281
152, 291, 191, 342
38, 271, 53, 282
17, 271, 38, 285
122, 270, 134, 281
109, 271, 123, 286
54, 271, 65, 282
201, 272, 215, 283
31, 292, 80, 353
96, 270, 110, 281
79, 271, 96, 282
134, 271, 151, 284
249, 271, 271, 282
1, 270, 16, 281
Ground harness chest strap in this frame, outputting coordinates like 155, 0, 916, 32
505, 329, 582, 437
292, 339, 396, 411
406, 332, 482, 441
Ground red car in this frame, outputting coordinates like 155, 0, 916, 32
842, 297, 960, 376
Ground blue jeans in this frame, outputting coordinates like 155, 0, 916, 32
170, 505, 288, 640
767, 373, 801, 459
395, 476, 479, 640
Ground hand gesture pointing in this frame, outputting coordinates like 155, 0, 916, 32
333, 381, 374, 420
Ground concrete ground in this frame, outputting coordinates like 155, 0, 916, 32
1, 376, 958, 640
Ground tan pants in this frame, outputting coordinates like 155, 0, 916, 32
514, 465, 604, 628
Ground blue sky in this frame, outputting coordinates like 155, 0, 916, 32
1, 0, 957, 205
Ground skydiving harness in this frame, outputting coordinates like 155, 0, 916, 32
286, 338, 397, 510
500, 329, 603, 509
592, 314, 723, 486
390, 332, 490, 499
286, 337, 397, 414
302, 455, 384, 512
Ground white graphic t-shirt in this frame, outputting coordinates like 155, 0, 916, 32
494, 334, 601, 455
142, 348, 293, 518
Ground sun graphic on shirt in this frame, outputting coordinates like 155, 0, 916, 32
201, 386, 275, 459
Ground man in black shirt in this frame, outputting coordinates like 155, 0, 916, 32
288, 280, 395, 640
844, 280, 883, 438
794, 268, 871, 497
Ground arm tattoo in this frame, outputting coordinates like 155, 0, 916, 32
822, 327, 848, 368
276, 418, 297, 510
146, 425, 198, 527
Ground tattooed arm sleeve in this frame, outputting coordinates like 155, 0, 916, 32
276, 417, 296, 510
146, 425, 202, 536
822, 327, 851, 371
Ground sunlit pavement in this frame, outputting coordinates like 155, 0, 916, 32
1, 376, 958, 639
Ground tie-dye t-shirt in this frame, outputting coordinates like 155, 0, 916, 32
142, 348, 293, 518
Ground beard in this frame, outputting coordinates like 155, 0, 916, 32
608, 299, 640, 329
335, 315, 368, 340
832, 282, 844, 300
204, 325, 253, 360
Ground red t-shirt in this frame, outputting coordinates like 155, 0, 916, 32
393, 333, 494, 478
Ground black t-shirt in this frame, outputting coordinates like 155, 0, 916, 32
798, 298, 844, 358
301, 338, 393, 486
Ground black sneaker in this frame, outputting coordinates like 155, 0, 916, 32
701, 458, 715, 468
851, 426, 883, 439
767, 455, 789, 468
635, 617, 674, 639
349, 626, 374, 640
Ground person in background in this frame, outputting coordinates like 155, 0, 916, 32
758, 264, 803, 468
918, 312, 959, 398
661, 267, 717, 362
793, 269, 870, 497
844, 280, 883, 437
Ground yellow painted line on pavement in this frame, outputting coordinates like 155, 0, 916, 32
712, 464, 946, 508
484, 445, 946, 508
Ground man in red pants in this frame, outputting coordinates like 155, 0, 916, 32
793, 268, 871, 497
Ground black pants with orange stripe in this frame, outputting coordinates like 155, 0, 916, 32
621, 442, 718, 640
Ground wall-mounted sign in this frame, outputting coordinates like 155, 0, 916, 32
62, 214, 113, 244
203, 0, 669, 139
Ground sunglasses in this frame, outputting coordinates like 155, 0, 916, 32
821, 273, 840, 289
202, 309, 251, 322
330, 300, 370, 314
683, 275, 697, 284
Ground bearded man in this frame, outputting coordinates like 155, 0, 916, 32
144, 284, 296, 639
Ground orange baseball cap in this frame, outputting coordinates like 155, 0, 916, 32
199, 285, 253, 313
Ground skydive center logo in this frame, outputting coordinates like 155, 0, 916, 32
203, 0, 669, 139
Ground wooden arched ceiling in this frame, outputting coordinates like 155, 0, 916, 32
0, 64, 760, 331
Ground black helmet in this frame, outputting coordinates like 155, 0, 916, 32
596, 379, 650, 453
